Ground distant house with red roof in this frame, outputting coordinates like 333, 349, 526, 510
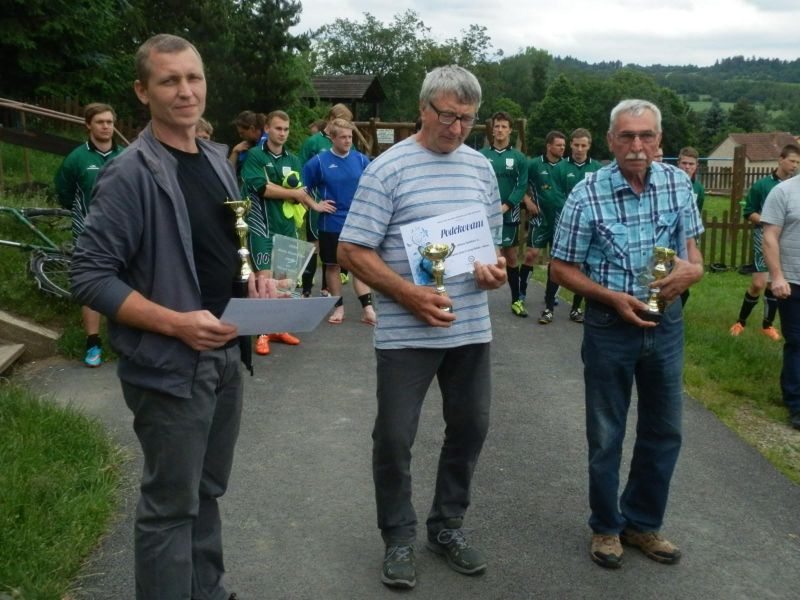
707, 131, 799, 169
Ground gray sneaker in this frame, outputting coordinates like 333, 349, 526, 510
427, 523, 486, 575
381, 544, 416, 589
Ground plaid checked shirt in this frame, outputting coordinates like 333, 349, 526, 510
551, 161, 704, 301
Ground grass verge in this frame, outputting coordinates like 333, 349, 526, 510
0, 382, 124, 599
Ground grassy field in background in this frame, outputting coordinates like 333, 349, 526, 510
687, 100, 735, 112
0, 383, 123, 599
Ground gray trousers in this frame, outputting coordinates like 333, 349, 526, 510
121, 345, 242, 600
373, 343, 491, 544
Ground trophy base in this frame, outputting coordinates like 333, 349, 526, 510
638, 309, 662, 323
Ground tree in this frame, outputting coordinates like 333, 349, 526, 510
311, 11, 499, 121
0, 0, 131, 102
124, 0, 309, 142
311, 11, 433, 120
774, 104, 800, 134
493, 47, 552, 116
701, 100, 728, 153
528, 75, 585, 154
728, 97, 762, 132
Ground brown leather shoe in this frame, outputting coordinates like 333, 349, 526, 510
590, 533, 622, 569
621, 528, 681, 564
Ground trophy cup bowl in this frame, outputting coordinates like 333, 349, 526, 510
224, 198, 255, 283
641, 246, 676, 323
419, 242, 456, 313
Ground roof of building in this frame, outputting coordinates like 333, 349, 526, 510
306, 75, 385, 102
726, 132, 798, 161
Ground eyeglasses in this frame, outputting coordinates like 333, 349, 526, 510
614, 131, 659, 144
428, 101, 477, 128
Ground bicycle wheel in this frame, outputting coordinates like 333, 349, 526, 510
29, 251, 72, 299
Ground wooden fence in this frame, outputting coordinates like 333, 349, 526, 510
699, 165, 772, 195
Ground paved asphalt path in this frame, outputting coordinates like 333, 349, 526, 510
24, 282, 800, 600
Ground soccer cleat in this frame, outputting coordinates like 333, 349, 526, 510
761, 326, 781, 341
729, 322, 745, 337
538, 309, 553, 325
84, 345, 103, 368
511, 300, 528, 317
268, 332, 300, 345
255, 335, 270, 356
340, 272, 350, 285
569, 308, 584, 323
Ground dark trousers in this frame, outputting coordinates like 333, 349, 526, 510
778, 283, 800, 416
373, 343, 491, 544
121, 346, 243, 600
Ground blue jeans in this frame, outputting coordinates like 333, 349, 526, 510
582, 300, 684, 534
778, 283, 800, 416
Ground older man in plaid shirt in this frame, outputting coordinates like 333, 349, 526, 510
551, 99, 704, 570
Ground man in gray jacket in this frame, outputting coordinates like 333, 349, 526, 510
71, 34, 280, 600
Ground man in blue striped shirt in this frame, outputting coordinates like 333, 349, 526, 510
339, 65, 506, 589
551, 99, 704, 570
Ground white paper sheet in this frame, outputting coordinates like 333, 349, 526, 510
220, 297, 340, 335
399, 206, 498, 285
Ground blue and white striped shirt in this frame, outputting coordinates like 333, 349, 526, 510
340, 136, 502, 349
552, 161, 704, 300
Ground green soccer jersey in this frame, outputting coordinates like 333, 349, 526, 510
692, 179, 706, 214
241, 143, 303, 271
744, 172, 782, 220
299, 131, 332, 165
553, 156, 602, 201
54, 141, 123, 238
479, 145, 528, 224
528, 155, 563, 224
299, 131, 333, 236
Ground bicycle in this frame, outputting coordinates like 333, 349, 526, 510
0, 206, 73, 299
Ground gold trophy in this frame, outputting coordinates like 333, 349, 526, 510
641, 246, 676, 322
419, 242, 456, 313
224, 198, 255, 283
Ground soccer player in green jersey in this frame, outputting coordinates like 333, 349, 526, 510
539, 128, 601, 325
521, 131, 566, 309
479, 112, 529, 316
55, 102, 123, 367
677, 146, 705, 213
241, 110, 334, 355
730, 144, 800, 340
676, 146, 706, 306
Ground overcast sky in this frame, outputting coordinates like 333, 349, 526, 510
291, 0, 800, 67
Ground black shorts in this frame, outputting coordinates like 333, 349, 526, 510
319, 230, 340, 265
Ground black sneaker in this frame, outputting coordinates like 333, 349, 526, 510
569, 308, 584, 323
381, 544, 416, 589
538, 309, 553, 325
427, 523, 486, 575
